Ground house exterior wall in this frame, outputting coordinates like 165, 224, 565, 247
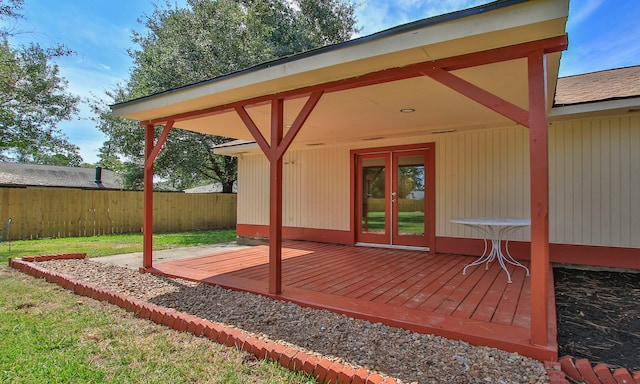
435, 127, 531, 241
237, 113, 640, 250
238, 145, 351, 230
549, 113, 640, 248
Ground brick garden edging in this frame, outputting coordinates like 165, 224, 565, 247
9, 254, 639, 384
9, 254, 397, 384
557, 355, 640, 384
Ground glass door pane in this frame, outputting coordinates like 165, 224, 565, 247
357, 154, 390, 244
393, 152, 426, 246
361, 157, 386, 234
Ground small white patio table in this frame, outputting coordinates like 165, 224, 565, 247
450, 217, 531, 283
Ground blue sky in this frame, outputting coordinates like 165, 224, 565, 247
7, 0, 640, 164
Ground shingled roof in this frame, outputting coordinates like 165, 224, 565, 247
0, 163, 123, 190
554, 65, 640, 106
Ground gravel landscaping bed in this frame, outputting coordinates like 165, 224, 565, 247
35, 258, 549, 384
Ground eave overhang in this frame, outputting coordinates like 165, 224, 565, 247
111, 0, 569, 146
550, 96, 640, 121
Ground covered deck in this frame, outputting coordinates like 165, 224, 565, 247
113, 0, 570, 363
145, 240, 557, 361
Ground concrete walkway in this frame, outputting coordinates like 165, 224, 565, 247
94, 242, 252, 270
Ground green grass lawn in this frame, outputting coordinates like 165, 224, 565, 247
0, 267, 314, 384
0, 230, 236, 264
362, 211, 425, 235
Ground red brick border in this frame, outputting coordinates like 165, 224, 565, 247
9, 255, 400, 384
558, 355, 640, 384
11, 255, 638, 384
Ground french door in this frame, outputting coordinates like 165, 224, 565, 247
355, 146, 434, 248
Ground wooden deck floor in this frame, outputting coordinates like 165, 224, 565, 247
146, 240, 557, 361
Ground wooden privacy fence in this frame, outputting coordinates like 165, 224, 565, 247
365, 198, 424, 212
0, 187, 237, 240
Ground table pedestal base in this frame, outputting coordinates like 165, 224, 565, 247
461, 224, 530, 283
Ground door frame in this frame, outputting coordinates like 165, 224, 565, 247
350, 142, 436, 252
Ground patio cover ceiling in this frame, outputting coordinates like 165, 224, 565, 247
111, 0, 569, 147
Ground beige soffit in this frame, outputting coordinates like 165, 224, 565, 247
112, 0, 569, 145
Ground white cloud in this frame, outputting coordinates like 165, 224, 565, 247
561, 0, 640, 76
58, 63, 123, 99
54, 62, 126, 164
561, 27, 640, 76
31, 59, 120, 163
567, 0, 604, 26
58, 118, 106, 164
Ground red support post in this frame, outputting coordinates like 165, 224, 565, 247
143, 124, 155, 269
269, 99, 284, 294
235, 95, 322, 295
234, 106, 271, 155
142, 121, 174, 270
276, 91, 323, 159
527, 51, 550, 347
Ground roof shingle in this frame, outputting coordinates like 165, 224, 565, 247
0, 163, 123, 190
555, 65, 640, 106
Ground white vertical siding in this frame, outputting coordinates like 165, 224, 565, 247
237, 154, 269, 225
549, 114, 640, 247
237, 146, 350, 229
237, 114, 639, 248
436, 127, 531, 241
298, 147, 351, 229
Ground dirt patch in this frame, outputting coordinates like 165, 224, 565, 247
554, 267, 640, 371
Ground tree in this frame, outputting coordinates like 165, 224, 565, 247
0, 0, 82, 164
398, 165, 424, 198
31, 151, 83, 167
96, 0, 358, 192
0, 0, 23, 23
